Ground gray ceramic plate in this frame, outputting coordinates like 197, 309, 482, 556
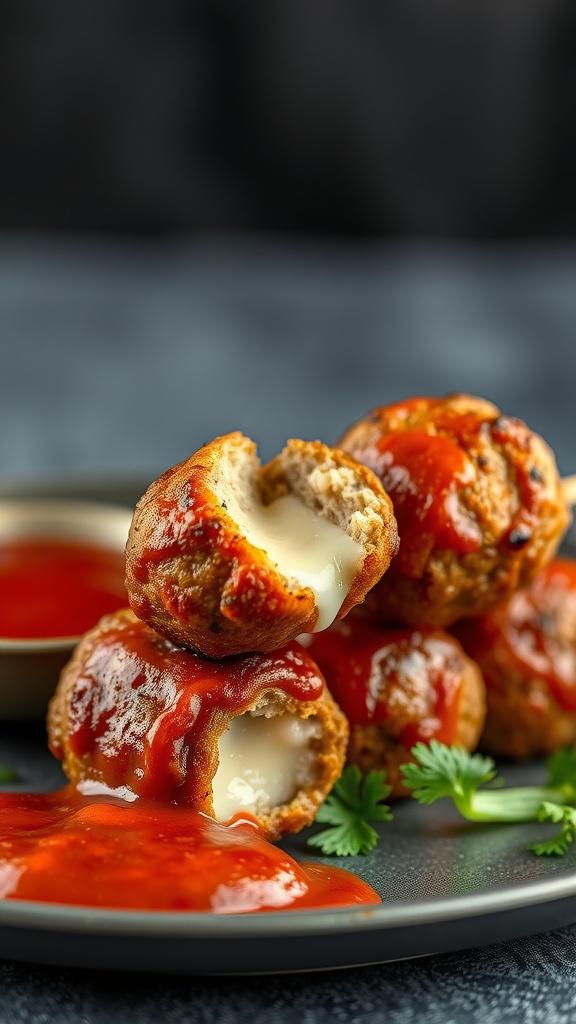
0, 748, 576, 975
1, 476, 576, 975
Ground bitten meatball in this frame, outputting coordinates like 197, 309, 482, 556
339, 394, 569, 627
301, 614, 486, 796
453, 557, 576, 759
47, 609, 349, 842
125, 432, 399, 657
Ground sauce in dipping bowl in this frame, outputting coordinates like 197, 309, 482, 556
0, 500, 133, 719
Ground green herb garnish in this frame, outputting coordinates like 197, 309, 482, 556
400, 739, 576, 855
307, 765, 393, 856
529, 803, 576, 856
0, 766, 18, 783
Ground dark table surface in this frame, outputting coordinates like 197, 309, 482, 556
1, 234, 576, 1023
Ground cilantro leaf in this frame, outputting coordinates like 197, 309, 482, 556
307, 765, 392, 856
399, 740, 576, 855
530, 803, 576, 857
400, 740, 569, 823
400, 740, 498, 808
0, 766, 17, 783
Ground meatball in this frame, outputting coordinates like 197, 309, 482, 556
47, 609, 349, 842
453, 557, 576, 759
301, 614, 486, 796
339, 393, 569, 627
125, 432, 399, 658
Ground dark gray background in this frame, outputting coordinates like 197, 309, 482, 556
1, 235, 574, 486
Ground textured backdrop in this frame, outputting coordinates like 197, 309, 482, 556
1, 235, 574, 485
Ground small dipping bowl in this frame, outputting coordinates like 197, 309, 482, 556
0, 499, 133, 719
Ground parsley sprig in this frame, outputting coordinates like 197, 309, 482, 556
306, 741, 576, 859
400, 739, 576, 855
307, 765, 392, 856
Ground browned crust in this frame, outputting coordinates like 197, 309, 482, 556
125, 432, 398, 657
453, 565, 576, 759
243, 686, 349, 841
339, 393, 570, 627
479, 682, 576, 760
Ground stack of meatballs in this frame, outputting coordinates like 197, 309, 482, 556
48, 393, 575, 830
47, 434, 400, 837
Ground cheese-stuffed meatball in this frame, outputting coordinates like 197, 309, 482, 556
302, 614, 485, 796
339, 394, 569, 627
47, 609, 349, 841
453, 557, 576, 759
125, 432, 399, 657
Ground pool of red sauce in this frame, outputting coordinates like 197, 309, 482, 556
0, 613, 379, 914
0, 787, 380, 913
0, 538, 127, 639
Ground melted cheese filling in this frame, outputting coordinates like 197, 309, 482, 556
224, 492, 362, 631
212, 712, 320, 823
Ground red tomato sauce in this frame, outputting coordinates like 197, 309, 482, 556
372, 430, 482, 575
0, 538, 127, 639
304, 617, 463, 748
454, 557, 576, 713
343, 398, 549, 577
0, 787, 380, 913
48, 617, 326, 810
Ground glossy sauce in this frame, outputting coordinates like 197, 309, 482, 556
372, 430, 482, 575
49, 614, 326, 811
0, 786, 379, 912
0, 538, 127, 639
303, 616, 462, 748
344, 398, 553, 577
454, 557, 576, 712
347, 401, 487, 576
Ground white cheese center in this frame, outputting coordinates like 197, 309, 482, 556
211, 712, 320, 823
224, 491, 362, 631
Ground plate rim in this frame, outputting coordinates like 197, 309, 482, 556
2, 864, 576, 939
